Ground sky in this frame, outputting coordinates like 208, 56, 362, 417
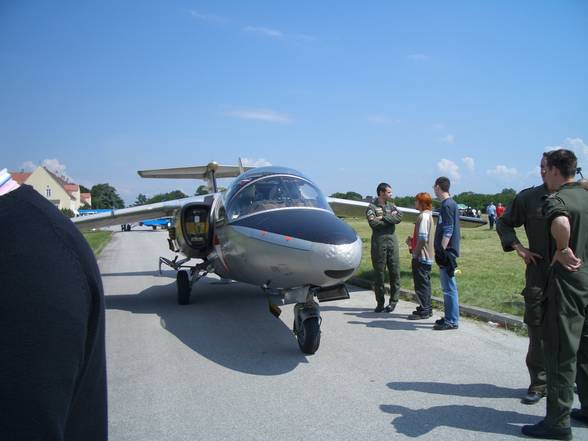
1, 1, 587, 205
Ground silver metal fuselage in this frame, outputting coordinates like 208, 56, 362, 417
213, 208, 362, 289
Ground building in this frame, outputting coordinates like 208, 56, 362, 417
11, 166, 91, 212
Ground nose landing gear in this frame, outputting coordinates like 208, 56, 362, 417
293, 300, 321, 354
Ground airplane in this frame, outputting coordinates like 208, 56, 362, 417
73, 161, 485, 354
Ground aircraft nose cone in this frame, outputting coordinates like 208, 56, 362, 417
232, 209, 358, 245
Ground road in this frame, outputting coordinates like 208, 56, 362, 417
99, 227, 587, 441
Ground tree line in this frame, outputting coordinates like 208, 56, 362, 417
331, 188, 518, 213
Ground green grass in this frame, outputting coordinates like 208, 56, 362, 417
83, 231, 112, 256
346, 218, 528, 317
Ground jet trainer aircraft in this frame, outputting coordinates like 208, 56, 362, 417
73, 161, 485, 354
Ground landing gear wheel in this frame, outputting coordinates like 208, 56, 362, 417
177, 270, 191, 305
295, 317, 321, 354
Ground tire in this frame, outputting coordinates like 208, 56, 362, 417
177, 270, 191, 305
296, 317, 321, 354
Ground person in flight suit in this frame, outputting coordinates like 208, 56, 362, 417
366, 182, 403, 313
522, 149, 588, 440
496, 153, 550, 405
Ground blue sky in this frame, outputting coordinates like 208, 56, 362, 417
1, 1, 587, 204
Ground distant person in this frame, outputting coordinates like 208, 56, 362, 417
432, 176, 461, 330
366, 182, 402, 313
496, 202, 505, 218
405, 192, 434, 320
496, 153, 550, 406
486, 202, 497, 230
0, 169, 108, 440
523, 149, 588, 440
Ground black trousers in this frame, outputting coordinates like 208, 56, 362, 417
412, 259, 432, 313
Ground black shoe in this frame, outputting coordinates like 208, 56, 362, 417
374, 305, 385, 313
435, 317, 445, 326
521, 420, 571, 440
571, 408, 588, 425
411, 306, 424, 315
384, 303, 397, 313
521, 391, 545, 405
433, 322, 458, 330
407, 311, 433, 320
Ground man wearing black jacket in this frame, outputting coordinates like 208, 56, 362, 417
0, 171, 107, 441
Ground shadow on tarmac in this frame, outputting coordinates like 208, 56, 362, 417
105, 276, 307, 376
321, 305, 433, 331
380, 403, 535, 437
387, 381, 525, 399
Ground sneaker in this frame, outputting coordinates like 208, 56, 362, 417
384, 303, 397, 313
435, 317, 445, 326
374, 305, 385, 313
411, 306, 424, 315
521, 420, 572, 440
433, 321, 458, 331
407, 311, 433, 320
571, 408, 588, 425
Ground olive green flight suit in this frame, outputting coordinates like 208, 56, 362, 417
496, 184, 549, 395
366, 200, 403, 307
542, 182, 588, 429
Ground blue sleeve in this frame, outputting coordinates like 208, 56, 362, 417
441, 202, 455, 238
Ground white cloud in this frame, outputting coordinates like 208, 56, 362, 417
241, 158, 272, 167
432, 123, 445, 130
20, 161, 36, 171
545, 137, 588, 159
437, 159, 460, 180
189, 10, 226, 23
367, 114, 399, 125
224, 108, 293, 123
42, 159, 73, 181
486, 165, 518, 179
408, 54, 430, 61
440, 134, 455, 144
243, 26, 283, 38
462, 156, 475, 172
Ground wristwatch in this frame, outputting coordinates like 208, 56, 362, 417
560, 247, 570, 255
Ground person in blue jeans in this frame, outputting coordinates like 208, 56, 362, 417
432, 176, 461, 330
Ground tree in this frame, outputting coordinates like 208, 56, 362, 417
196, 185, 209, 195
79, 184, 91, 193
145, 190, 187, 204
330, 191, 363, 201
60, 208, 75, 218
133, 193, 148, 206
91, 184, 124, 209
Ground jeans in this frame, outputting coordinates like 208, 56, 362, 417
439, 266, 459, 325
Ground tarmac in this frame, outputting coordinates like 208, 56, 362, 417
99, 227, 588, 441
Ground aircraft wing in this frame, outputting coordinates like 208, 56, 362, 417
72, 195, 209, 230
138, 163, 254, 179
327, 197, 487, 228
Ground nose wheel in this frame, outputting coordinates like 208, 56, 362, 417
177, 270, 191, 305
293, 301, 321, 354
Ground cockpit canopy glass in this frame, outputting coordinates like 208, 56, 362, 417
226, 174, 330, 221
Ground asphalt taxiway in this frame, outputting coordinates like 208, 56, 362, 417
99, 228, 587, 441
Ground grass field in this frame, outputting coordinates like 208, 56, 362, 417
83, 231, 112, 256
345, 217, 530, 317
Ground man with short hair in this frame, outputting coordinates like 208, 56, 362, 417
496, 153, 550, 405
487, 201, 497, 230
432, 176, 461, 330
366, 182, 402, 313
522, 149, 588, 440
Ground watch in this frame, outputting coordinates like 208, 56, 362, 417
560, 247, 570, 255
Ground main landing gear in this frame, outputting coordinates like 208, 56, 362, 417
159, 256, 209, 305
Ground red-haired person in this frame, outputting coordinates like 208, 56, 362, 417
405, 192, 435, 320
